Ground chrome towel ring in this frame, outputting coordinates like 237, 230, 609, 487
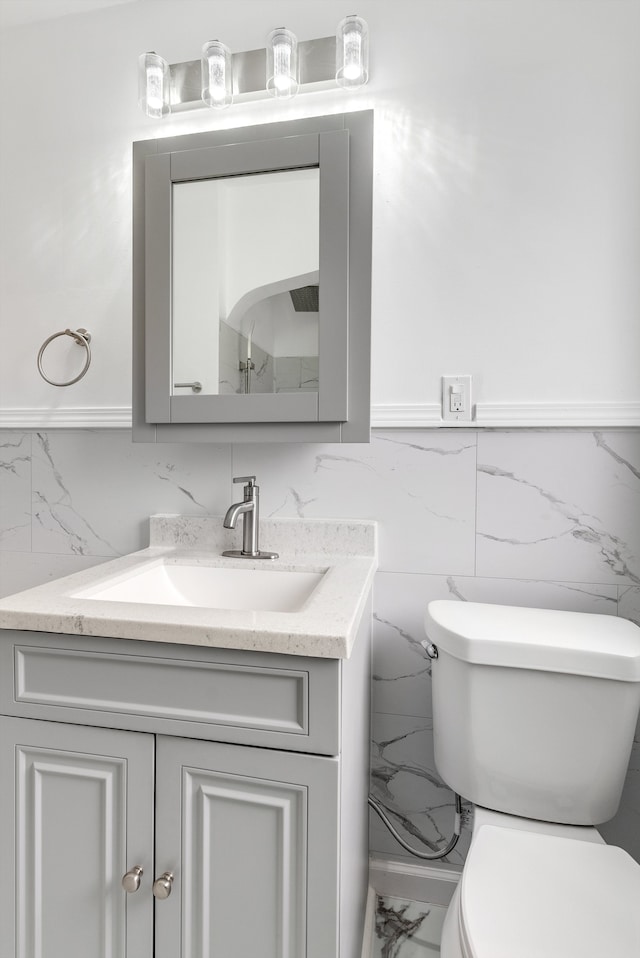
37, 328, 92, 386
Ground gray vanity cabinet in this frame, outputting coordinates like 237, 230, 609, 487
154, 737, 339, 958
0, 622, 371, 958
0, 717, 155, 958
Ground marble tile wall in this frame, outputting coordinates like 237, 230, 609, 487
274, 356, 320, 392
1, 427, 639, 866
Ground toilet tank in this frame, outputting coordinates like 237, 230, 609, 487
425, 601, 640, 826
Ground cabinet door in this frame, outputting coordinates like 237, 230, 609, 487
154, 736, 340, 958
0, 716, 155, 958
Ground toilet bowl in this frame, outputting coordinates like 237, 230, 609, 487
439, 809, 640, 957
424, 600, 640, 958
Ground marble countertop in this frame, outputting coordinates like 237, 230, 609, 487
0, 516, 377, 659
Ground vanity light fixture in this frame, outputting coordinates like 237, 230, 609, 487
336, 15, 369, 89
201, 39, 233, 109
266, 27, 299, 99
137, 15, 368, 118
138, 51, 171, 118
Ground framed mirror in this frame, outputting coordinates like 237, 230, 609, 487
133, 111, 372, 443
172, 168, 320, 399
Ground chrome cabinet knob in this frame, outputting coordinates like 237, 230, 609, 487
153, 871, 174, 900
121, 865, 144, 893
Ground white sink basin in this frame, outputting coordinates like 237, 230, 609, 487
72, 560, 325, 613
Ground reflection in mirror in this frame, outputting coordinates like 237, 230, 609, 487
172, 167, 319, 397
222, 284, 319, 395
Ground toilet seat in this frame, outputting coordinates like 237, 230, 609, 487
460, 825, 640, 958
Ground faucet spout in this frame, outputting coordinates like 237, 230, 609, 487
223, 500, 254, 530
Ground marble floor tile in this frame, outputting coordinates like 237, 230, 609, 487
374, 896, 447, 957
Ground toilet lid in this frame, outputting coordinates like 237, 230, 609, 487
461, 825, 640, 958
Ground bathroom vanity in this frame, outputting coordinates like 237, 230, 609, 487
0, 517, 376, 958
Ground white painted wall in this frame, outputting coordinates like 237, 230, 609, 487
1, 0, 638, 423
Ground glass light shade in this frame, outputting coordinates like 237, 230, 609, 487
138, 52, 171, 118
201, 40, 233, 109
266, 27, 299, 99
336, 15, 369, 89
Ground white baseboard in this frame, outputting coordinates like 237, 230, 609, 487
369, 856, 460, 907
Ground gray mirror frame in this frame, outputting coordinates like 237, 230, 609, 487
133, 110, 373, 443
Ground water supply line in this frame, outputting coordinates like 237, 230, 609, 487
368, 792, 463, 861
368, 635, 463, 860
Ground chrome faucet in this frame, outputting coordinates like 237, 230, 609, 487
222, 476, 278, 559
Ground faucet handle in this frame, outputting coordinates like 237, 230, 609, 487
232, 475, 256, 486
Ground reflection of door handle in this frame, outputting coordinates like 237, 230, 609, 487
173, 381, 202, 393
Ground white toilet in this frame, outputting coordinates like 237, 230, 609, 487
424, 600, 640, 958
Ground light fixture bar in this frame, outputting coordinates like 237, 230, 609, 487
169, 36, 335, 111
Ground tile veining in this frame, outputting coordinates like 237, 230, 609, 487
374, 896, 447, 957
376, 434, 476, 458
594, 431, 640, 482
269, 487, 318, 518
32, 489, 107, 556
0, 441, 30, 473
371, 723, 465, 864
154, 462, 208, 510
374, 612, 432, 659
445, 573, 618, 607
33, 434, 119, 556
0, 432, 31, 552
476, 431, 640, 585
233, 431, 478, 575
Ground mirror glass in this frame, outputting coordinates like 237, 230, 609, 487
172, 167, 320, 397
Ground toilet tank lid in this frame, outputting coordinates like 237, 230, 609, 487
425, 600, 640, 681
